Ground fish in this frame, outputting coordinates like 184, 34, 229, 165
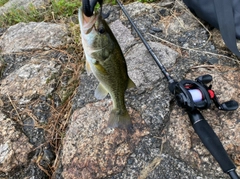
78, 7, 136, 129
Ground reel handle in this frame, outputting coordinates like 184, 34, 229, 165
187, 110, 239, 179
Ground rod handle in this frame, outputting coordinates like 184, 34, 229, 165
229, 170, 240, 179
187, 110, 238, 178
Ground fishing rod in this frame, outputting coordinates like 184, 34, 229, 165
116, 0, 240, 178
117, 0, 174, 86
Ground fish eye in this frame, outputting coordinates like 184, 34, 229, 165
98, 27, 105, 34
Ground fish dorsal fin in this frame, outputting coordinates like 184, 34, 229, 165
85, 61, 92, 75
94, 83, 108, 99
127, 78, 136, 89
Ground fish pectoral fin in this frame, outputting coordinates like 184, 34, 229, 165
85, 61, 92, 75
94, 62, 107, 74
94, 83, 108, 99
127, 78, 136, 89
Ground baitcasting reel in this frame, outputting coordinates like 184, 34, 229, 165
174, 74, 239, 111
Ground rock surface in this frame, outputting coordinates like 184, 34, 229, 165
110, 20, 135, 54
0, 57, 60, 103
0, 0, 239, 179
62, 101, 148, 179
0, 0, 48, 15
0, 22, 68, 53
0, 111, 33, 173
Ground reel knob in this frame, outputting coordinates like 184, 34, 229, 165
219, 100, 239, 111
196, 74, 212, 84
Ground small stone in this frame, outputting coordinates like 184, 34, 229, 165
150, 27, 163, 33
159, 9, 168, 16
199, 56, 208, 63
208, 58, 219, 64
178, 37, 187, 44
149, 30, 155, 34
39, 148, 55, 167
127, 157, 135, 165
0, 28, 7, 36
149, 9, 155, 13
210, 45, 216, 50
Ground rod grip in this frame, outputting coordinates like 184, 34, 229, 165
187, 110, 235, 173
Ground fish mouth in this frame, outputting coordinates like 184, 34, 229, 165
78, 8, 99, 34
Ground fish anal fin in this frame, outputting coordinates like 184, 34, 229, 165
127, 78, 136, 89
94, 83, 108, 99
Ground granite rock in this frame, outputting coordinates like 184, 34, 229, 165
61, 101, 149, 179
0, 22, 68, 54
0, 111, 33, 173
0, 56, 60, 104
109, 20, 135, 54
0, 0, 49, 15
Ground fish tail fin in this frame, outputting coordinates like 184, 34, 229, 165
108, 109, 132, 130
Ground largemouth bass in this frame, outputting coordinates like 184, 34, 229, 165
78, 8, 136, 129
